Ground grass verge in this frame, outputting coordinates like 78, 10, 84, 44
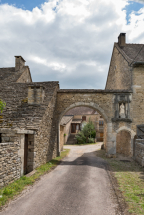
70, 142, 98, 146
0, 149, 70, 210
96, 149, 144, 215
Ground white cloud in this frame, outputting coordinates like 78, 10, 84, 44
0, 0, 144, 88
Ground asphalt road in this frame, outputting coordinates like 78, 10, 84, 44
0, 143, 120, 215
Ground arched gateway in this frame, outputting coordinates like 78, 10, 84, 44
56, 89, 133, 157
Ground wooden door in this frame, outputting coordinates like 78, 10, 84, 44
82, 116, 86, 121
71, 124, 76, 133
24, 134, 28, 174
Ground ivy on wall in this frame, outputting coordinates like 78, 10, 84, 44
0, 100, 6, 113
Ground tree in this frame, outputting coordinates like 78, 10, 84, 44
75, 120, 96, 144
0, 99, 6, 113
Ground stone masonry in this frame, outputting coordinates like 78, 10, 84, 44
1, 33, 144, 187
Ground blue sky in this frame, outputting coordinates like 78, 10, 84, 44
0, 0, 46, 10
125, 0, 144, 23
0, 0, 144, 89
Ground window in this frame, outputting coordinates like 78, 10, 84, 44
99, 120, 104, 125
82, 116, 86, 121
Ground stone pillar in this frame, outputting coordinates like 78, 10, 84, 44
106, 122, 116, 156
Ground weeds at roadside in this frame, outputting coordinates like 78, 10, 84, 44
96, 149, 144, 215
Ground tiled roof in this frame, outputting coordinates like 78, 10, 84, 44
65, 107, 97, 115
0, 67, 25, 83
60, 116, 73, 126
115, 43, 144, 64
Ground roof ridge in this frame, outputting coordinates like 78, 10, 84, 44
131, 44, 144, 65
0, 67, 15, 70
115, 43, 133, 64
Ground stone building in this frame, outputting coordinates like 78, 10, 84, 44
1, 33, 144, 187
60, 116, 73, 150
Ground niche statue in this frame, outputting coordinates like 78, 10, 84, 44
119, 103, 126, 118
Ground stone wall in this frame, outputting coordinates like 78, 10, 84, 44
135, 139, 144, 166
60, 125, 65, 151
33, 85, 59, 168
16, 66, 32, 83
0, 132, 21, 188
60, 117, 73, 150
131, 65, 144, 134
106, 45, 131, 90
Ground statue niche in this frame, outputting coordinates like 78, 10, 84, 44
119, 103, 126, 118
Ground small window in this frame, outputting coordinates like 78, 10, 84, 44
99, 120, 104, 125
82, 116, 86, 121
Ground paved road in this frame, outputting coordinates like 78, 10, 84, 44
0, 144, 120, 215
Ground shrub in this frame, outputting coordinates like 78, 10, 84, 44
88, 137, 95, 143
82, 120, 96, 139
75, 120, 96, 144
75, 131, 86, 144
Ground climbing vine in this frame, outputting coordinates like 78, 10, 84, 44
0, 99, 6, 113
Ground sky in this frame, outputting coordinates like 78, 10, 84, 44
0, 0, 144, 89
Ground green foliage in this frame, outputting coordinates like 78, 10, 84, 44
75, 131, 86, 144
82, 120, 96, 139
90, 130, 96, 138
88, 137, 95, 143
0, 100, 6, 113
75, 120, 96, 144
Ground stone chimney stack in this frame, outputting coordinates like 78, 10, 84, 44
118, 33, 126, 47
15, 56, 26, 71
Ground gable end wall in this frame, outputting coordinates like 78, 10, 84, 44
105, 45, 132, 90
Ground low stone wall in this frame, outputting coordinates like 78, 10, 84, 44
135, 139, 144, 166
0, 142, 21, 188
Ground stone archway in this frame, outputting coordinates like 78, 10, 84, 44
57, 102, 112, 155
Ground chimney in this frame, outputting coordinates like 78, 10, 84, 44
118, 33, 126, 47
15, 56, 26, 71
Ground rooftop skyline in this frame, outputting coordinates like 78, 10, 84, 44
0, 0, 144, 89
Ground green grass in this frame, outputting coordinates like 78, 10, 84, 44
0, 149, 70, 209
96, 149, 144, 215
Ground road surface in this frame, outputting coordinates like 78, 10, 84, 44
0, 143, 120, 215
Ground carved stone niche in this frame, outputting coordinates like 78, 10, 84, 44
112, 93, 132, 122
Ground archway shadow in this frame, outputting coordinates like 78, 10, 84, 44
59, 148, 144, 181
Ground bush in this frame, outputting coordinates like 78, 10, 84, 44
75, 120, 96, 144
91, 130, 96, 138
75, 131, 86, 144
88, 137, 95, 143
